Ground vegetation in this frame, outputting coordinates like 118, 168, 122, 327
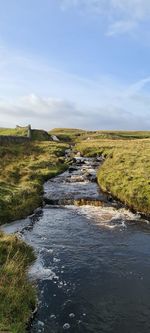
75, 138, 150, 215
0, 141, 68, 224
0, 127, 150, 332
0, 127, 28, 137
49, 129, 150, 143
0, 127, 52, 141
49, 128, 86, 143
0, 139, 69, 332
78, 130, 150, 141
31, 129, 51, 141
0, 231, 36, 333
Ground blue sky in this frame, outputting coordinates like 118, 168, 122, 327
0, 0, 150, 130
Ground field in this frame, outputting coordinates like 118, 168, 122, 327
49, 128, 150, 142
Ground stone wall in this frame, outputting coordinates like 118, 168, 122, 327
0, 136, 30, 144
0, 125, 32, 144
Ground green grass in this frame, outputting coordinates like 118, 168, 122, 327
0, 231, 36, 333
0, 127, 52, 141
0, 141, 68, 224
49, 128, 150, 144
75, 138, 150, 215
0, 127, 28, 137
0, 139, 69, 332
79, 130, 150, 140
31, 129, 51, 141
49, 128, 86, 143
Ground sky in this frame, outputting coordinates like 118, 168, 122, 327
0, 0, 150, 130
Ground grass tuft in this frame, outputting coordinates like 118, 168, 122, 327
0, 232, 36, 333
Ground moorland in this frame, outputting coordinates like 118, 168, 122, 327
0, 126, 150, 332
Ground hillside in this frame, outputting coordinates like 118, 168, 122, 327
50, 128, 150, 142
49, 128, 86, 143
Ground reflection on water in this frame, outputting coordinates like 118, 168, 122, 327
2, 158, 150, 333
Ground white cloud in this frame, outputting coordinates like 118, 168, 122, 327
60, 0, 150, 35
1, 93, 150, 130
0, 46, 150, 130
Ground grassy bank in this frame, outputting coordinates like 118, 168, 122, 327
0, 141, 68, 224
0, 231, 36, 333
0, 140, 68, 332
75, 138, 150, 215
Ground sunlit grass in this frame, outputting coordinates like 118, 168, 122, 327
0, 231, 36, 333
75, 138, 150, 214
49, 128, 150, 145
0, 127, 28, 136
0, 140, 69, 331
0, 141, 68, 224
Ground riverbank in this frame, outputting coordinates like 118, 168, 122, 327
0, 141, 68, 224
0, 140, 68, 332
0, 231, 36, 332
75, 138, 150, 216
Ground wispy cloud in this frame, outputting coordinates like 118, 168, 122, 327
0, 46, 150, 130
1, 93, 150, 130
60, 0, 150, 35
106, 20, 137, 36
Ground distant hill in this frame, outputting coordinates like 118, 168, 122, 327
49, 128, 86, 143
1, 127, 150, 142
49, 128, 150, 143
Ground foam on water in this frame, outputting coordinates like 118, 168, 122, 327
69, 205, 144, 229
28, 258, 58, 281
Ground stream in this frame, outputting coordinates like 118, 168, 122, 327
2, 157, 150, 333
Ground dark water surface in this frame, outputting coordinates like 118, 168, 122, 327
2, 159, 150, 333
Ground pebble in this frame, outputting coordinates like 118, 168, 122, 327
38, 320, 44, 327
63, 323, 71, 330
69, 313, 75, 318
50, 314, 56, 319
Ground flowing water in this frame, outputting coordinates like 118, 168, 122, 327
2, 158, 150, 333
